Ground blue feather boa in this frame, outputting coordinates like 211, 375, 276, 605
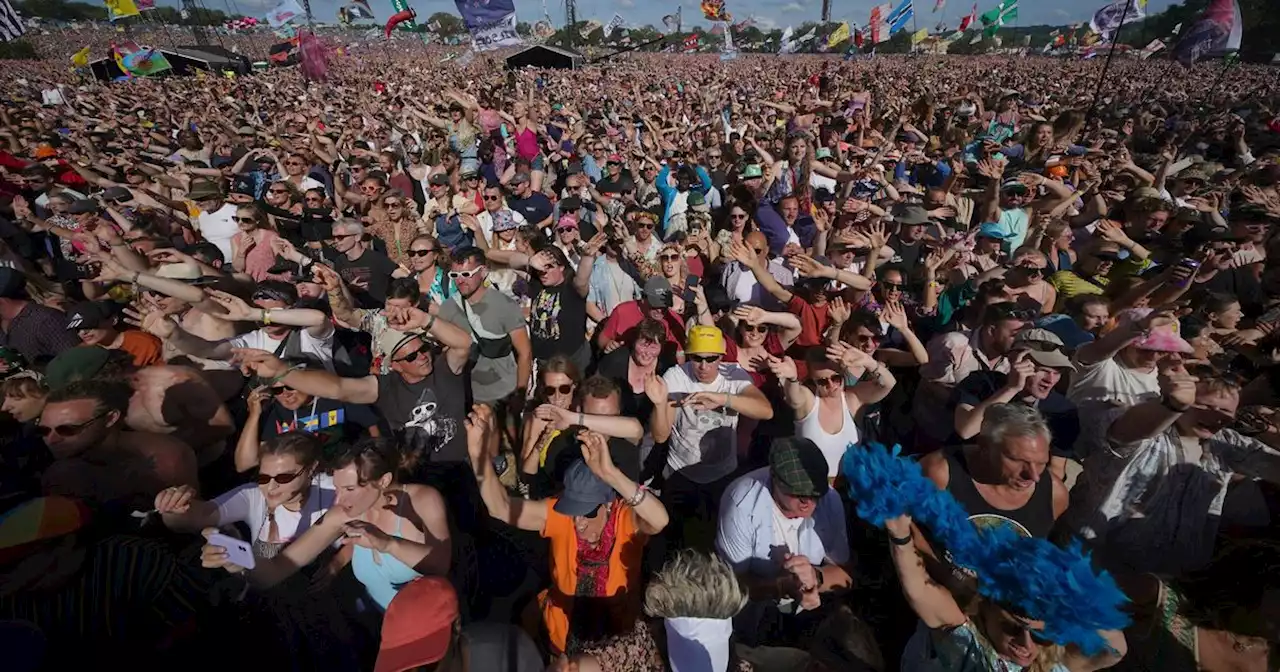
841, 443, 1130, 655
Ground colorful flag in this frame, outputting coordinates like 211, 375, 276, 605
700, 0, 731, 22
980, 0, 1016, 37
389, 0, 416, 29
122, 47, 172, 76
1173, 0, 1241, 65
933, 0, 945, 11
682, 33, 699, 51
957, 2, 976, 30
827, 22, 850, 47
911, 28, 928, 44
1089, 0, 1145, 41
455, 0, 521, 51
266, 0, 305, 27
853, 26, 864, 47
0, 0, 21, 42
886, 0, 914, 35
104, 0, 140, 21
71, 46, 91, 67
135, 0, 155, 9
1139, 38, 1164, 58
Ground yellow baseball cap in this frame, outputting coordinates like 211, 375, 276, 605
686, 325, 726, 356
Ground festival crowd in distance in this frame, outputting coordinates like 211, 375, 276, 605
1, 24, 1280, 672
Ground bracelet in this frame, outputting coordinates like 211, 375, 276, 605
1161, 395, 1190, 413
625, 485, 648, 508
889, 530, 914, 546
724, 393, 732, 411
424, 314, 437, 332
267, 365, 300, 386
577, 410, 585, 427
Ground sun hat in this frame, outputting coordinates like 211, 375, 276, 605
490, 209, 518, 232
976, 222, 1016, 240
685, 325, 726, 356
374, 577, 459, 672
892, 204, 931, 226
376, 329, 426, 363
553, 459, 616, 517
1012, 328, 1075, 370
45, 346, 113, 389
769, 437, 829, 498
1114, 308, 1194, 354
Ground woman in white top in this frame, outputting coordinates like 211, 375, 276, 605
768, 343, 897, 477
154, 432, 335, 560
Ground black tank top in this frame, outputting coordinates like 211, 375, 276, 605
943, 446, 1055, 539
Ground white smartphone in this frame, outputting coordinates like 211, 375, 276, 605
207, 533, 256, 570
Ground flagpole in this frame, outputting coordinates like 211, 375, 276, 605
1083, 0, 1133, 128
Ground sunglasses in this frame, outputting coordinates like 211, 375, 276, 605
484, 195, 501, 201
689, 354, 721, 364
708, 154, 723, 159
271, 385, 294, 395
284, 160, 304, 166
394, 344, 431, 363
330, 233, 358, 241
407, 249, 436, 257
659, 253, 681, 261
1017, 264, 1045, 275
535, 265, 561, 277
267, 188, 288, 194
730, 213, 749, 221
448, 268, 484, 279
880, 281, 905, 290
360, 186, 380, 193
37, 410, 109, 438
636, 223, 655, 230
256, 471, 303, 485
384, 202, 403, 208
542, 383, 574, 396
813, 373, 843, 386
557, 226, 578, 233
740, 323, 769, 333
234, 216, 257, 224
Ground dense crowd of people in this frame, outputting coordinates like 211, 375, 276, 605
1, 26, 1280, 672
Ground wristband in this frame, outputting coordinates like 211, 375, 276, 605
625, 485, 648, 508
424, 314, 437, 332
889, 530, 914, 546
1161, 395, 1190, 413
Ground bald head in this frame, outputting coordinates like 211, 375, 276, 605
745, 232, 768, 260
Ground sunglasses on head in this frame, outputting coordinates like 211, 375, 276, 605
543, 383, 574, 396
449, 267, 484, 279
37, 410, 109, 438
689, 353, 721, 364
407, 248, 436, 257
256, 471, 303, 485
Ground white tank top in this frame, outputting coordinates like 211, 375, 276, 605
796, 392, 861, 477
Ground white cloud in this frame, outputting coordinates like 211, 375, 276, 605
1053, 8, 1069, 17
780, 2, 805, 13
754, 16, 778, 30
619, 0, 635, 6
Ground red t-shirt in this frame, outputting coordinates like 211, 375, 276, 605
723, 331, 785, 389
598, 300, 685, 347
785, 295, 830, 379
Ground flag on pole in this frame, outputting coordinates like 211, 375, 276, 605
104, 0, 141, 21
957, 2, 976, 30
1172, 0, 1241, 66
886, 0, 914, 35
827, 21, 850, 47
1089, 1, 1145, 42
933, 0, 945, 11
980, 0, 1016, 37
135, 0, 155, 9
869, 3, 890, 43
0, 0, 25, 41
266, 0, 305, 27
683, 33, 699, 51
71, 46, 92, 67
603, 13, 626, 37
911, 28, 928, 44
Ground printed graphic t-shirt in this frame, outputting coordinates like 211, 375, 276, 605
529, 281, 587, 361
375, 355, 469, 463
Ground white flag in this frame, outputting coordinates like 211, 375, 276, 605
265, 0, 305, 27
0, 0, 26, 42
603, 13, 626, 38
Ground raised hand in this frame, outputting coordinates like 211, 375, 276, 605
826, 340, 874, 372
384, 304, 434, 332
880, 301, 910, 330
1159, 364, 1198, 410
643, 373, 668, 405
154, 485, 198, 514
731, 305, 766, 325
791, 253, 831, 280
866, 221, 888, 250
1005, 351, 1035, 393
533, 403, 572, 430
246, 385, 272, 415
827, 296, 851, 325
340, 520, 393, 552
464, 403, 496, 469
578, 429, 619, 481
767, 355, 799, 381
123, 303, 176, 339
230, 348, 289, 379
206, 289, 261, 322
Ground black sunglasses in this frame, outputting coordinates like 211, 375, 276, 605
256, 471, 303, 485
407, 249, 437, 257
542, 383, 574, 396
689, 354, 721, 364
37, 410, 109, 438
394, 344, 432, 363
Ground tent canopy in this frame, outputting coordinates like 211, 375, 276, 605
504, 45, 584, 70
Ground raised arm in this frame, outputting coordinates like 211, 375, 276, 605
466, 405, 548, 531
885, 514, 966, 629
234, 348, 380, 405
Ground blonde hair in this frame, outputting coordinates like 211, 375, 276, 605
643, 551, 747, 620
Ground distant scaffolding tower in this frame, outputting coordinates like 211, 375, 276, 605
821, 0, 831, 22
564, 0, 577, 48
183, 0, 209, 45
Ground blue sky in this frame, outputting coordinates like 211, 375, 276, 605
174, 0, 1182, 32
